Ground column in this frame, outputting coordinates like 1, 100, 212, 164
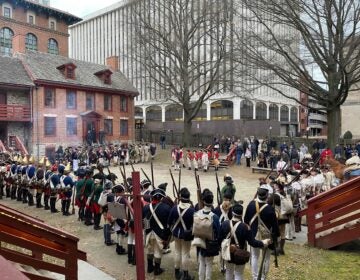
278, 105, 281, 122
253, 101, 256, 120
266, 103, 270, 120
288, 106, 291, 122
161, 105, 166, 122
142, 107, 146, 124
233, 98, 241, 120
206, 100, 211, 121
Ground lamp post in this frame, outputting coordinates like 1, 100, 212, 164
306, 126, 310, 147
268, 126, 272, 140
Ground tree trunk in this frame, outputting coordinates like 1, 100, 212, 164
183, 119, 193, 147
326, 105, 341, 150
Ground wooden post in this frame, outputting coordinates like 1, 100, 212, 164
132, 171, 145, 280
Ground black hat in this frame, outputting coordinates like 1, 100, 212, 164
257, 187, 268, 201
202, 190, 214, 205
179, 187, 190, 201
104, 181, 113, 190
151, 188, 165, 199
141, 179, 151, 189
232, 203, 243, 217
158, 183, 168, 191
113, 184, 125, 193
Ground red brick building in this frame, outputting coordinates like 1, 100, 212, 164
1, 0, 80, 57
0, 1, 138, 158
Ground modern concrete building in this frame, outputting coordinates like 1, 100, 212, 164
69, 0, 301, 138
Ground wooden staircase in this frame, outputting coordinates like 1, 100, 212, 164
0, 204, 86, 280
299, 176, 360, 249
8, 135, 28, 155
0, 140, 7, 153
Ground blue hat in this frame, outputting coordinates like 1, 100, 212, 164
141, 179, 151, 189
26, 165, 36, 179
45, 170, 53, 180
151, 188, 165, 199
58, 164, 65, 174
11, 164, 17, 175
21, 166, 27, 175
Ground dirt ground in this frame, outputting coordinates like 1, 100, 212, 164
0, 148, 293, 280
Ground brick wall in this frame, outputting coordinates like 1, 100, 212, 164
31, 86, 135, 152
0, 4, 70, 56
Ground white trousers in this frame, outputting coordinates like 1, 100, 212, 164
174, 238, 191, 270
226, 262, 245, 280
251, 247, 271, 280
198, 255, 213, 280
285, 215, 295, 239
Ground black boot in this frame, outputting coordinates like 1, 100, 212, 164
84, 208, 93, 225
132, 245, 136, 265
154, 259, 164, 276
78, 207, 84, 221
65, 200, 71, 215
147, 254, 154, 273
44, 195, 50, 210
61, 200, 66, 215
0, 185, 3, 199
50, 197, 58, 213
36, 193, 43, 208
127, 244, 133, 264
6, 186, 10, 197
93, 213, 102, 229
116, 244, 126, 255
175, 268, 182, 280
279, 239, 285, 255
22, 188, 28, 203
28, 192, 34, 206
14, 186, 20, 200
182, 271, 193, 280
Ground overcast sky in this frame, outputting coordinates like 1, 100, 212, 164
50, 0, 120, 18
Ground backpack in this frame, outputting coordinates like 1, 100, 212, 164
278, 193, 293, 216
192, 210, 214, 240
249, 201, 271, 240
98, 190, 110, 206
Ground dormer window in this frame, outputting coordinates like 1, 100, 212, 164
27, 11, 36, 25
94, 69, 113, 85
57, 62, 77, 80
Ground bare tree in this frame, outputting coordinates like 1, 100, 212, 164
130, 0, 234, 146
235, 0, 360, 149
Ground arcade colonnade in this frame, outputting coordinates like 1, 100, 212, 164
135, 99, 299, 123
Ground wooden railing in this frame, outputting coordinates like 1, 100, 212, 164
8, 136, 28, 155
0, 204, 86, 280
0, 140, 7, 153
0, 104, 31, 121
299, 176, 360, 249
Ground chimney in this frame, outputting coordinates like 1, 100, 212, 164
12, 34, 26, 54
106, 56, 119, 71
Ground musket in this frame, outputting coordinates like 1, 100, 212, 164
118, 165, 129, 192
257, 247, 269, 280
130, 162, 136, 172
195, 169, 203, 209
215, 171, 222, 206
151, 160, 155, 187
178, 167, 181, 194
169, 168, 179, 201
141, 168, 153, 188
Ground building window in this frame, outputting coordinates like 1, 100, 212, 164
104, 119, 113, 136
120, 96, 128, 112
25, 33, 38, 51
48, 38, 59, 55
104, 95, 112, 111
86, 93, 95, 110
44, 117, 56, 136
66, 67, 75, 79
66, 90, 76, 109
28, 15, 34, 24
280, 105, 289, 122
256, 102, 267, 120
120, 120, 128, 136
104, 73, 111, 84
3, 6, 11, 18
0, 27, 14, 56
66, 118, 77, 136
44, 88, 55, 108
269, 104, 279, 120
50, 21, 56, 30
290, 107, 298, 122
240, 100, 254, 120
